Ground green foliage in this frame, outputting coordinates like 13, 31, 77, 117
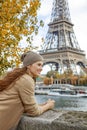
46, 70, 59, 79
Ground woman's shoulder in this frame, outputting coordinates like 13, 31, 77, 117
19, 74, 34, 84
16, 74, 34, 84
15, 74, 35, 91
22, 73, 33, 80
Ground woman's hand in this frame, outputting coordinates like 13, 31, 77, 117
46, 99, 55, 109
39, 99, 55, 113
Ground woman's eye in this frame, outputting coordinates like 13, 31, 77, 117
38, 64, 43, 67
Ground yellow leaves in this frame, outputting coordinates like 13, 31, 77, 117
0, 0, 42, 75
30, 26, 34, 33
22, 29, 29, 35
20, 0, 28, 5
43, 77, 53, 85
5, 23, 10, 29
2, 1, 8, 7
1, 29, 8, 37
30, 0, 40, 8
29, 0, 41, 16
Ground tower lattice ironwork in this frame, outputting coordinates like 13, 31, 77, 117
39, 0, 87, 75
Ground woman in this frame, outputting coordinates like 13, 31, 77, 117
0, 51, 55, 130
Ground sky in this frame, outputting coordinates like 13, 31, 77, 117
32, 0, 87, 58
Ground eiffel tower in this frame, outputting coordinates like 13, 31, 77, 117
39, 0, 87, 75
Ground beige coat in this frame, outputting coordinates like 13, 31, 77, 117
0, 74, 42, 130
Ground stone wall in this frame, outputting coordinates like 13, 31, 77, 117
17, 110, 87, 130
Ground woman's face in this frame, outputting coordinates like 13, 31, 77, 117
27, 61, 43, 77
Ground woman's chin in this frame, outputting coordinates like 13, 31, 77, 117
36, 73, 40, 77
34, 74, 40, 78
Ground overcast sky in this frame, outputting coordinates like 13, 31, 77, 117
32, 0, 87, 58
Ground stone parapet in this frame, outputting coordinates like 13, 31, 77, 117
17, 110, 87, 130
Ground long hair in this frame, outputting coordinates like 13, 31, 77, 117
0, 67, 27, 91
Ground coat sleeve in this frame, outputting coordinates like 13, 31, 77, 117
17, 75, 43, 116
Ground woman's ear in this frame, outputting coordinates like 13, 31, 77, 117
27, 66, 29, 69
27, 65, 31, 69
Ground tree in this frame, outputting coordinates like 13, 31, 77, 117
46, 70, 59, 79
43, 77, 53, 85
0, 0, 44, 75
